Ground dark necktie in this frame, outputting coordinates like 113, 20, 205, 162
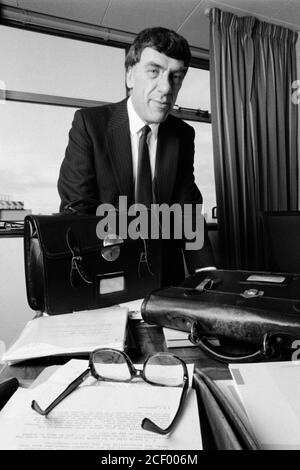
135, 125, 152, 207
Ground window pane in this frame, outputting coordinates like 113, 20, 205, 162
0, 102, 76, 215
186, 121, 216, 222
176, 67, 210, 111
0, 25, 126, 102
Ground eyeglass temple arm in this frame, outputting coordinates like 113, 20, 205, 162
141, 375, 189, 435
31, 368, 91, 416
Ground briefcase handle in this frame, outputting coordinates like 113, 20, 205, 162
189, 326, 295, 363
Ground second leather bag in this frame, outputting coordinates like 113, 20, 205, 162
141, 269, 300, 363
24, 213, 162, 315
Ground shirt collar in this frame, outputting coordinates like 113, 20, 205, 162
127, 97, 159, 138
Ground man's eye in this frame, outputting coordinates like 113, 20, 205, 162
148, 69, 159, 77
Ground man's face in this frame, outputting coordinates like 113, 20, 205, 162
126, 47, 187, 124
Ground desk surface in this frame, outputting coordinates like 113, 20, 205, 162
0, 320, 248, 450
0, 320, 230, 387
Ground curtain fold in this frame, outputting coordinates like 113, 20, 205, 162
209, 8, 298, 269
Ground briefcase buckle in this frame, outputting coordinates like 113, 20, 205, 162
241, 289, 264, 299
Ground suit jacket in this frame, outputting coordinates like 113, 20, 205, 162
58, 99, 215, 286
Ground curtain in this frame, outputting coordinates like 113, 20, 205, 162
209, 8, 298, 270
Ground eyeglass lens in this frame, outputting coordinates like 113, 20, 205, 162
144, 354, 184, 386
93, 349, 131, 381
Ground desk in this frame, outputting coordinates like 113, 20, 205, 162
0, 319, 237, 450
0, 319, 230, 386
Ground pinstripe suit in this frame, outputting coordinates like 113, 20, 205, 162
58, 98, 215, 285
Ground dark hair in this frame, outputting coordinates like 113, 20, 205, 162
125, 27, 191, 70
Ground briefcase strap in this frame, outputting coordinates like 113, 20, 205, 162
138, 238, 155, 278
66, 228, 93, 288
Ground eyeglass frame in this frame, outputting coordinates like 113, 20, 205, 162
31, 348, 189, 435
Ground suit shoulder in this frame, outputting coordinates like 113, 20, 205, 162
74, 100, 129, 130
165, 114, 195, 135
75, 101, 121, 120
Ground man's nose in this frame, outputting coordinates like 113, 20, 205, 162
157, 73, 172, 95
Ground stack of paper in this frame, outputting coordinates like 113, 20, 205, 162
163, 327, 195, 348
0, 359, 202, 450
163, 328, 221, 349
1, 307, 128, 364
229, 361, 300, 449
119, 298, 143, 320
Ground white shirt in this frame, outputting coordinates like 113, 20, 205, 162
127, 97, 159, 190
127, 98, 216, 271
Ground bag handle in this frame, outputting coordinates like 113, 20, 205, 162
189, 325, 296, 363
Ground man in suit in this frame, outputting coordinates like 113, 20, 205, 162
58, 27, 215, 286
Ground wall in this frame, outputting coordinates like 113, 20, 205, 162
0, 237, 33, 350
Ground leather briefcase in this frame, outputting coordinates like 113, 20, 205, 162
141, 269, 300, 363
24, 211, 161, 315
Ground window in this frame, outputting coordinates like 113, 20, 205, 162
0, 102, 76, 215
176, 66, 211, 111
176, 67, 216, 222
186, 121, 216, 223
0, 25, 126, 218
0, 25, 126, 101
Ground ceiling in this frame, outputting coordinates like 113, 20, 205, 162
1, 0, 300, 52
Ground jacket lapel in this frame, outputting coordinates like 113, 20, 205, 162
155, 118, 179, 204
106, 99, 134, 204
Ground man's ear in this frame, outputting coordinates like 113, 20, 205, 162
126, 67, 134, 89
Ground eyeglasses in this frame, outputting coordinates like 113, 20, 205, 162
31, 349, 189, 435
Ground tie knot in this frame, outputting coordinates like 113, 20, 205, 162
141, 125, 151, 138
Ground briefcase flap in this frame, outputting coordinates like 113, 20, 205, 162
180, 269, 300, 302
26, 214, 106, 258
